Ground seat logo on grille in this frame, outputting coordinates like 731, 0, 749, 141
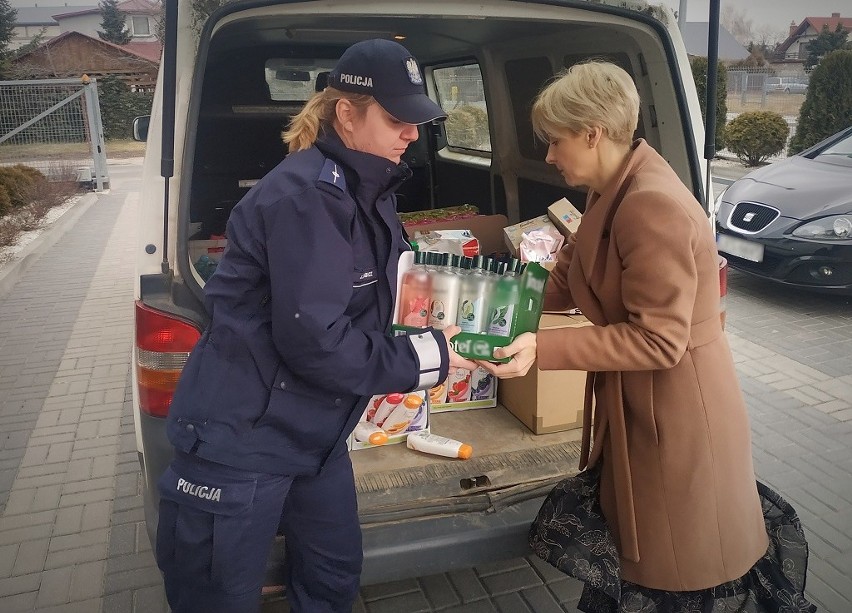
743, 212, 756, 222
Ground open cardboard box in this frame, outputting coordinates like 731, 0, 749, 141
402, 213, 509, 256
498, 312, 593, 434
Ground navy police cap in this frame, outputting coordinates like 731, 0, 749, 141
328, 39, 447, 125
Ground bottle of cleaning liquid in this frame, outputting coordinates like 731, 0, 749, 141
370, 392, 405, 427
406, 431, 472, 459
353, 422, 389, 446
396, 250, 431, 327
428, 253, 461, 330
456, 255, 492, 333
487, 258, 522, 336
381, 393, 425, 435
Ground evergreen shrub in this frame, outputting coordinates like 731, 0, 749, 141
724, 111, 789, 166
789, 50, 852, 154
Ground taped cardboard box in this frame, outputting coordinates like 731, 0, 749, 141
498, 313, 593, 434
401, 212, 509, 256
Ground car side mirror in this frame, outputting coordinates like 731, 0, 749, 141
133, 115, 151, 142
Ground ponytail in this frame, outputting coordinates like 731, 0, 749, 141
283, 87, 374, 152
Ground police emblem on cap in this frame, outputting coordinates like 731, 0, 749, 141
405, 57, 423, 85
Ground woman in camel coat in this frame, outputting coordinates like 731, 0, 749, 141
477, 61, 814, 612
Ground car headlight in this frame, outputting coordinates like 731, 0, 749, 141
791, 215, 852, 240
713, 188, 726, 209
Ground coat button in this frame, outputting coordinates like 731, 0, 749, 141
185, 423, 195, 432
334, 398, 342, 406
280, 382, 287, 390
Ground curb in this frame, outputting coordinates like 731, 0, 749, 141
0, 192, 99, 299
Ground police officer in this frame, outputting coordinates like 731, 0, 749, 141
156, 39, 477, 613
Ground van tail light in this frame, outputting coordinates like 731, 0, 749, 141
718, 256, 728, 330
135, 301, 201, 417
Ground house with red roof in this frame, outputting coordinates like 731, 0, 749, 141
775, 12, 852, 62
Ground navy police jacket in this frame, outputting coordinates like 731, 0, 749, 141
167, 130, 449, 475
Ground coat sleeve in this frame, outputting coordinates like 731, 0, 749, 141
543, 233, 578, 311
537, 191, 699, 372
262, 187, 448, 396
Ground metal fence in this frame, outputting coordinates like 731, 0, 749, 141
0, 78, 110, 190
725, 67, 808, 119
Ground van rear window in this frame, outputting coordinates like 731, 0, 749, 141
264, 59, 336, 102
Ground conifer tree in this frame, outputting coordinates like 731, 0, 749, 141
0, 0, 18, 78
98, 0, 131, 45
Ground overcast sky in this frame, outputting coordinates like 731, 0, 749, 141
658, 0, 846, 40
9, 0, 846, 42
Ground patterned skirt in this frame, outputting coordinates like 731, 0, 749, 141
529, 465, 817, 613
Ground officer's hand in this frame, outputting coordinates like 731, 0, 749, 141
474, 332, 537, 378
441, 325, 479, 371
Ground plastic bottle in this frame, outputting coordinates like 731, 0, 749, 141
396, 250, 431, 327
370, 392, 405, 427
406, 431, 473, 459
353, 422, 389, 445
381, 393, 425, 435
487, 258, 522, 336
456, 255, 492, 333
428, 253, 461, 330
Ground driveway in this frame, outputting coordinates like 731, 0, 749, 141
0, 160, 849, 612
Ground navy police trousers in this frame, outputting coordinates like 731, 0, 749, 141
155, 450, 362, 613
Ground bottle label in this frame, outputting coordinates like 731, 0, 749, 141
458, 298, 483, 333
401, 297, 429, 327
487, 303, 515, 336
429, 299, 446, 326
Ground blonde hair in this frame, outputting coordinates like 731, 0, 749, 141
531, 60, 640, 146
282, 87, 374, 152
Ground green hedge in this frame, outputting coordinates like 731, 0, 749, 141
789, 50, 852, 154
0, 164, 46, 216
98, 76, 154, 140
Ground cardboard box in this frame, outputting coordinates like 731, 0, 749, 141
403, 213, 509, 256
498, 313, 593, 434
349, 390, 429, 450
411, 229, 479, 257
429, 366, 498, 412
546, 198, 583, 237
189, 238, 228, 281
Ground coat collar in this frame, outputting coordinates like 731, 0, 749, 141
574, 139, 653, 287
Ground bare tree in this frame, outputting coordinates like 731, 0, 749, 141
721, 5, 754, 46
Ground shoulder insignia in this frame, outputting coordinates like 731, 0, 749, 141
318, 159, 346, 192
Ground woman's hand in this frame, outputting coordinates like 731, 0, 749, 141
441, 325, 479, 371
474, 332, 537, 378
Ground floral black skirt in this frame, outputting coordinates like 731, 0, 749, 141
529, 465, 817, 613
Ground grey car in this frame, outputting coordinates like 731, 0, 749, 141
763, 76, 808, 94
715, 126, 852, 294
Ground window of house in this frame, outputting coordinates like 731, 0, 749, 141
433, 64, 491, 153
131, 16, 151, 36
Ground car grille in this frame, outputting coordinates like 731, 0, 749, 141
728, 202, 779, 233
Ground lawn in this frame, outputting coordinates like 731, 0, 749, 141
0, 139, 147, 163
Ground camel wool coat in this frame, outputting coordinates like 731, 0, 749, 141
539, 140, 768, 591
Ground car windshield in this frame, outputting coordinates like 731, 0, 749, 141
815, 131, 852, 167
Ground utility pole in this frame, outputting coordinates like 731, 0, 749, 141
678, 0, 687, 30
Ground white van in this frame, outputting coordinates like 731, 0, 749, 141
133, 0, 710, 593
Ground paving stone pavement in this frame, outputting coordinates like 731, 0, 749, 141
0, 164, 850, 612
